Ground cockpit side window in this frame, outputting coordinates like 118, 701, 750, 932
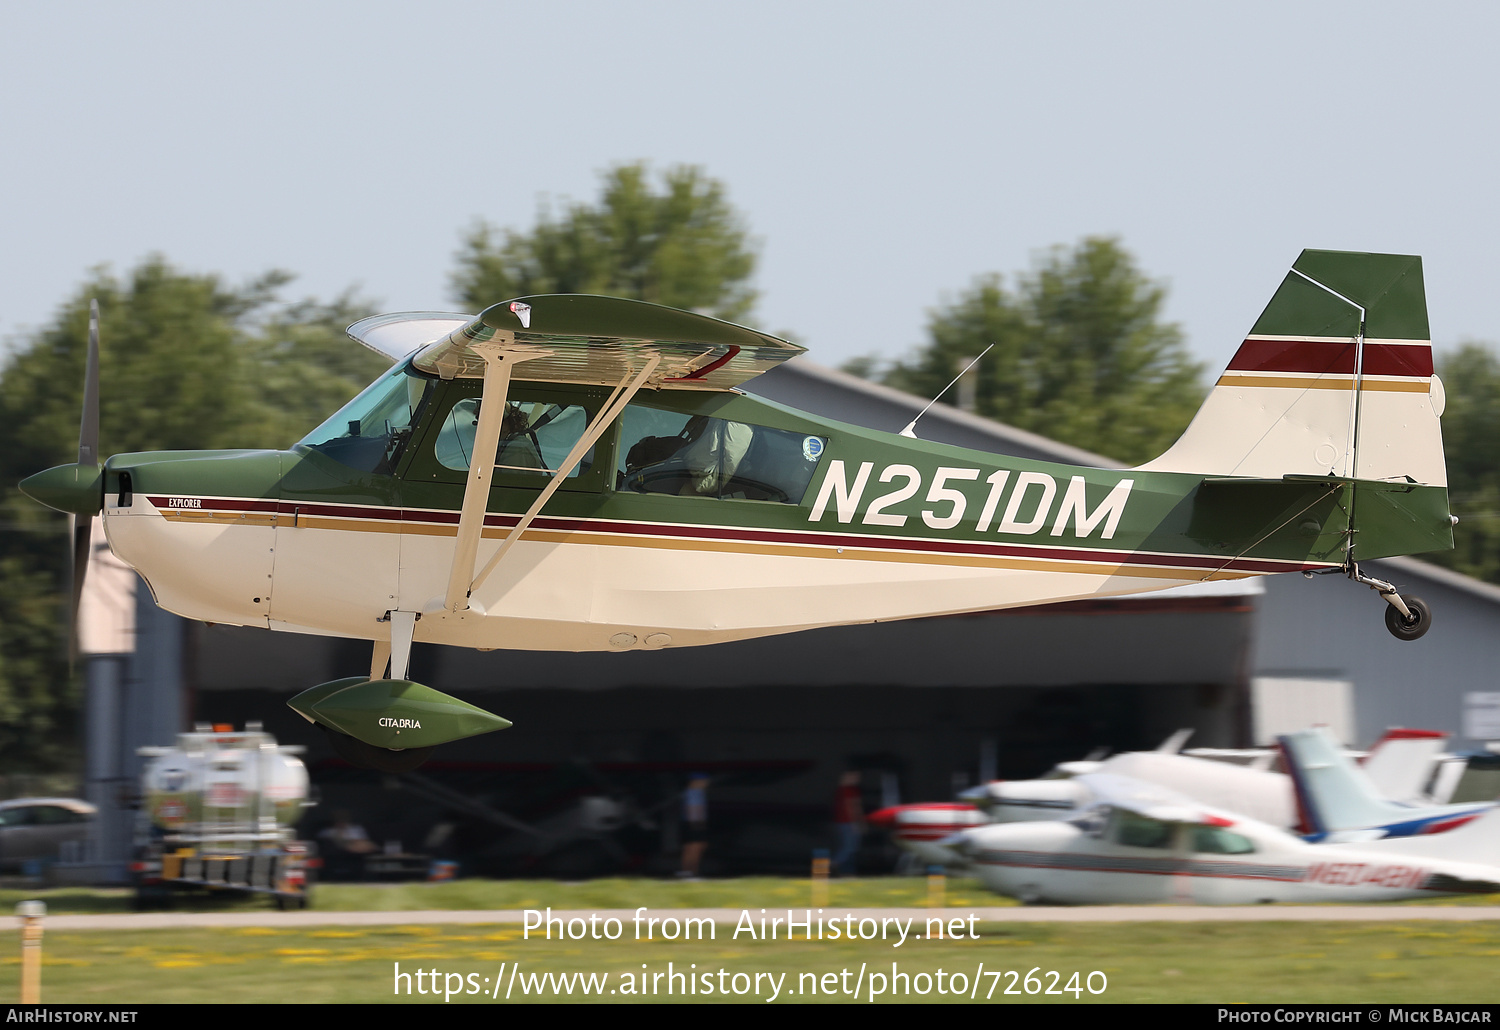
434, 398, 594, 478
1108, 810, 1176, 849
615, 404, 826, 504
297, 362, 434, 474
1190, 825, 1256, 854
1069, 809, 1108, 837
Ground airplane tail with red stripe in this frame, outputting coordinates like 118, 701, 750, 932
1138, 250, 1446, 488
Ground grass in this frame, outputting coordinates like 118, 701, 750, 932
4, 920, 1500, 1004
4, 877, 1497, 1004
5, 876, 1497, 915
0, 876, 1014, 914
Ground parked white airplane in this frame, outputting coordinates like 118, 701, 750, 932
965, 745, 1295, 828
871, 728, 1462, 865
1186, 728, 1460, 802
1280, 727, 1494, 841
945, 773, 1500, 905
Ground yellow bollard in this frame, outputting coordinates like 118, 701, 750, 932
17, 900, 45, 1004
810, 849, 830, 909
926, 865, 945, 910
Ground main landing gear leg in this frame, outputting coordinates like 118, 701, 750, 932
1347, 562, 1432, 641
388, 611, 417, 680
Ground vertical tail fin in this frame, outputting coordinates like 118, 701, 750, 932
1139, 250, 1446, 487
1280, 727, 1410, 837
1280, 727, 1490, 840
1361, 728, 1448, 802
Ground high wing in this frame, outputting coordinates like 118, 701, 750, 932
1075, 772, 1230, 826
346, 311, 474, 363
1093, 751, 1294, 828
408, 294, 804, 389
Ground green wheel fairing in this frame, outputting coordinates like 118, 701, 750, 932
288, 678, 512, 749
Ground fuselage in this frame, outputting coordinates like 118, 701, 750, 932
99, 359, 1451, 654
955, 810, 1500, 905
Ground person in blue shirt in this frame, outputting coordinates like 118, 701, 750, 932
679, 773, 710, 879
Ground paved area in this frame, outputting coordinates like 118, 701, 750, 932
5, 905, 1499, 931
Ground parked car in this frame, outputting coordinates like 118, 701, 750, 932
0, 798, 94, 871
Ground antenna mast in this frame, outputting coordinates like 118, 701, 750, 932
899, 344, 994, 438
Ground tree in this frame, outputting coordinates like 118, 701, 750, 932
1424, 344, 1500, 583
0, 257, 387, 770
451, 163, 759, 323
882, 238, 1204, 465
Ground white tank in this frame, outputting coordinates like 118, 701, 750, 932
139, 724, 309, 841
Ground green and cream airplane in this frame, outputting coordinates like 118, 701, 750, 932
21, 249, 1454, 770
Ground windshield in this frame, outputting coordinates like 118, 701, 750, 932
297, 362, 434, 474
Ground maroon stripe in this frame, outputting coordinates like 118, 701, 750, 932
519, 516, 1319, 574
1363, 343, 1433, 377
150, 497, 1330, 575
976, 854, 1306, 883
899, 831, 973, 840
667, 345, 740, 381
1227, 338, 1431, 378
1228, 339, 1355, 375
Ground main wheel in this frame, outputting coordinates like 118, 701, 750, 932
1384, 595, 1432, 641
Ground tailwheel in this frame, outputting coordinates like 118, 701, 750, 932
1384, 595, 1432, 641
1348, 563, 1433, 643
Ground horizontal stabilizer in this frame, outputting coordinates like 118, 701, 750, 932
1362, 806, 1500, 866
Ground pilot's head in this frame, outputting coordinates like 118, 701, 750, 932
501, 402, 530, 438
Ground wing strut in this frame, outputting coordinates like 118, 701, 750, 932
464, 353, 661, 603
442, 337, 547, 612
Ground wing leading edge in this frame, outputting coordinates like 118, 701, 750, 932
408, 294, 804, 390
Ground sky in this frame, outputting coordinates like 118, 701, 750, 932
3, 2, 1500, 375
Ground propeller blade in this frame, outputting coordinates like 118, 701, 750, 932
78, 299, 100, 467
68, 299, 101, 669
68, 515, 91, 668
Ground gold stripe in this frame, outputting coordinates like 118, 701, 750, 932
521, 528, 1248, 580
1216, 375, 1429, 393
158, 510, 1254, 580
157, 509, 280, 527
1362, 380, 1431, 393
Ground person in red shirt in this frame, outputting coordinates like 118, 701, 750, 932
831, 770, 864, 875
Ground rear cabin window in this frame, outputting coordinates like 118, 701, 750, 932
33, 805, 85, 825
615, 405, 825, 504
0, 807, 34, 827
434, 398, 594, 479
